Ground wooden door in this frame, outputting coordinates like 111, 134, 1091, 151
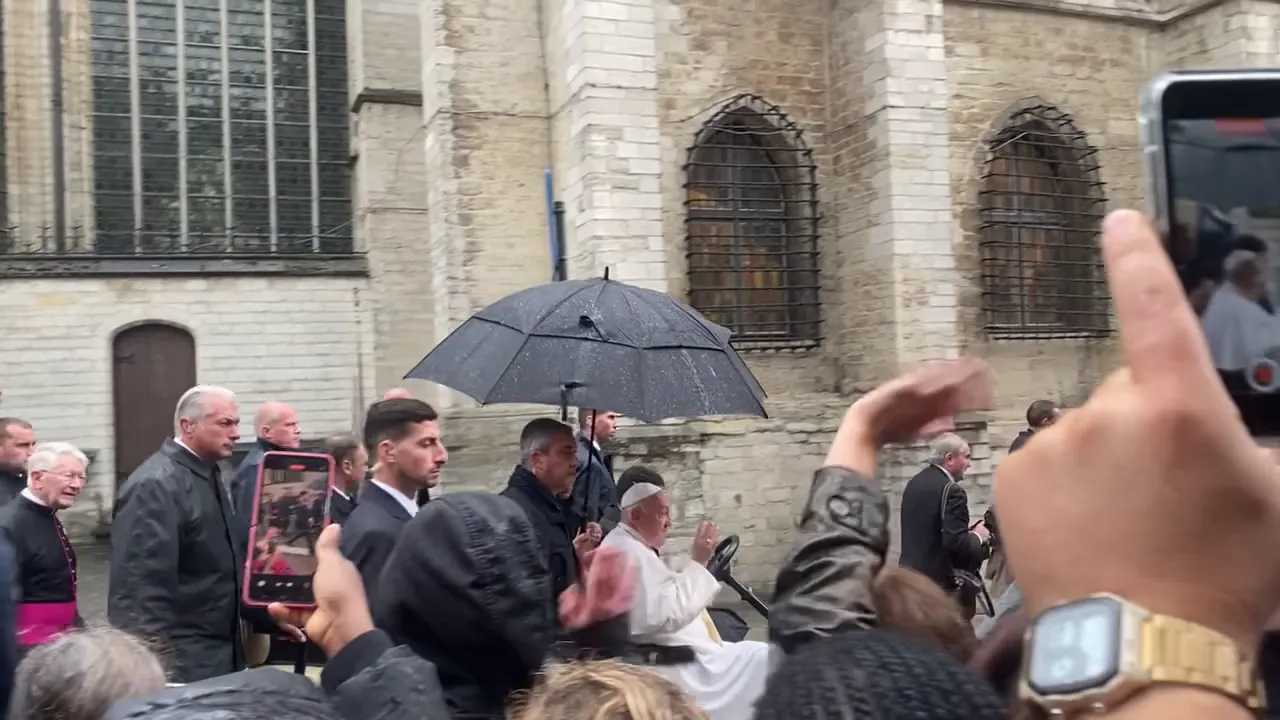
112, 324, 197, 495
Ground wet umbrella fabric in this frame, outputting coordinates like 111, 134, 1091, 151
405, 278, 768, 422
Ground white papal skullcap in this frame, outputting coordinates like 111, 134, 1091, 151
620, 482, 664, 509
1224, 249, 1260, 275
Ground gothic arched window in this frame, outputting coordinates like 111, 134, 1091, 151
684, 95, 821, 348
978, 103, 1110, 338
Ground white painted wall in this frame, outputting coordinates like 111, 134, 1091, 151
0, 275, 378, 536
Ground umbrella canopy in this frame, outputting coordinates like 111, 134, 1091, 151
405, 277, 768, 422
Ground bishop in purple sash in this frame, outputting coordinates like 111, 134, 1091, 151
0, 442, 86, 650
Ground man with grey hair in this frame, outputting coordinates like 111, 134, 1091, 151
108, 385, 299, 683
1202, 248, 1280, 371
0, 442, 88, 651
897, 432, 990, 618
500, 417, 597, 599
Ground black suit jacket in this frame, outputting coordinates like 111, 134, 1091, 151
338, 482, 412, 608
329, 488, 356, 526
897, 464, 988, 590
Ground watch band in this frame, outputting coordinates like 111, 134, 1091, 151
1140, 613, 1264, 709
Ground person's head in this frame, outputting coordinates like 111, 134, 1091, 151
383, 387, 413, 400
324, 432, 367, 491
519, 418, 577, 497
376, 493, 557, 713
511, 659, 705, 720
8, 627, 166, 720
1224, 249, 1266, 300
753, 628, 1006, 720
27, 442, 89, 510
254, 401, 301, 449
364, 399, 445, 489
173, 386, 240, 461
0, 418, 34, 475
577, 408, 620, 445
873, 566, 976, 663
1025, 400, 1061, 431
618, 466, 670, 548
928, 432, 971, 478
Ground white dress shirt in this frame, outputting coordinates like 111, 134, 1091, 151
369, 479, 418, 517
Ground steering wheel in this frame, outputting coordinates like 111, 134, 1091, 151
706, 534, 740, 582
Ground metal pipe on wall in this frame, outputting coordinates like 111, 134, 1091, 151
49, 0, 67, 251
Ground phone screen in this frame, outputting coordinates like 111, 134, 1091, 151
1161, 78, 1280, 435
245, 453, 332, 605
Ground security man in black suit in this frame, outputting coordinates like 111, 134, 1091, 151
324, 432, 366, 526
340, 398, 447, 608
898, 432, 991, 618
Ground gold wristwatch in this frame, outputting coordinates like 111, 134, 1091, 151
1019, 593, 1264, 715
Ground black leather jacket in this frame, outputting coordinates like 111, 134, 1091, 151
770, 466, 889, 654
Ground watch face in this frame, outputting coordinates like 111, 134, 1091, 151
1027, 595, 1122, 695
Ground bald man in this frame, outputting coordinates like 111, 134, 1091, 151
231, 401, 301, 523
383, 388, 412, 400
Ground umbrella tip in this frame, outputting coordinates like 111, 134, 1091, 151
603, 267, 610, 281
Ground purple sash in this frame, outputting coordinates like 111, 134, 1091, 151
16, 602, 76, 646
15, 511, 79, 646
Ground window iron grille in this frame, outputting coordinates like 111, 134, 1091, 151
683, 94, 822, 349
977, 104, 1111, 340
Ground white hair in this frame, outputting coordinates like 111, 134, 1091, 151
173, 385, 236, 433
927, 432, 969, 466
1224, 249, 1260, 276
27, 442, 89, 475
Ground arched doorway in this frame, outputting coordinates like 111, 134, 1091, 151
112, 323, 197, 495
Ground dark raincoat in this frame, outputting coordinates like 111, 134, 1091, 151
374, 492, 626, 720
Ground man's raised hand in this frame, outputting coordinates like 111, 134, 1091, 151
691, 520, 718, 565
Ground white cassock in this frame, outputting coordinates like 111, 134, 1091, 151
1201, 282, 1280, 370
602, 524, 777, 720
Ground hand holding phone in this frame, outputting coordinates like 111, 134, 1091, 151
243, 451, 336, 608
266, 524, 375, 658
1141, 69, 1280, 436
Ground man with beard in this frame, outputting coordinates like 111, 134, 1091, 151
501, 418, 598, 600
108, 385, 300, 683
898, 432, 990, 618
0, 419, 35, 506
0, 442, 88, 651
340, 398, 446, 607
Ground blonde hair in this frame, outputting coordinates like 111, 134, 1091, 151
510, 660, 705, 720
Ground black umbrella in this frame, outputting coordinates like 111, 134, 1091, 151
405, 275, 767, 422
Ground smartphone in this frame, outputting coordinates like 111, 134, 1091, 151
1140, 69, 1280, 436
242, 451, 335, 607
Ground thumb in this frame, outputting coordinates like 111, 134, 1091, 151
314, 523, 342, 558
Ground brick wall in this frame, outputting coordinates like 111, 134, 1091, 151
0, 276, 377, 539
944, 3, 1145, 443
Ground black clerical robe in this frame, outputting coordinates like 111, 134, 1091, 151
0, 494, 81, 648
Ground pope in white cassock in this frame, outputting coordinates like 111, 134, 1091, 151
1201, 249, 1280, 371
600, 470, 778, 720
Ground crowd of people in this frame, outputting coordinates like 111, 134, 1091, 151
0, 209, 1276, 720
